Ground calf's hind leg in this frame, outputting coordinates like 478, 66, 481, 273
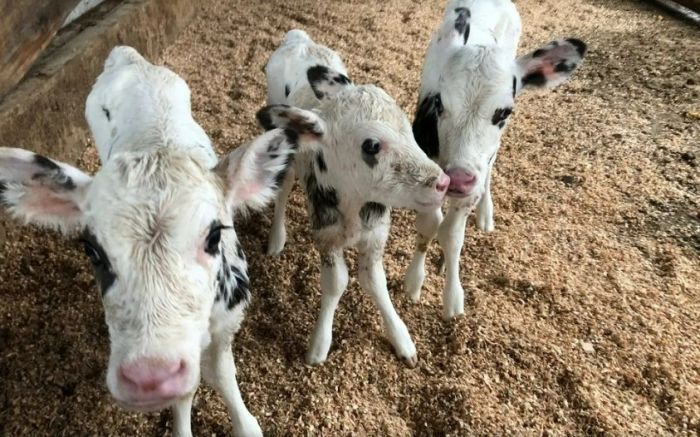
404, 207, 443, 302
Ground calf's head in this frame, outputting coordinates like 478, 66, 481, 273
85, 46, 212, 165
0, 125, 317, 410
258, 66, 449, 212
414, 7, 587, 202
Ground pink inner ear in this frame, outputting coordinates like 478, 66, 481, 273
233, 181, 262, 204
25, 187, 80, 217
540, 63, 555, 79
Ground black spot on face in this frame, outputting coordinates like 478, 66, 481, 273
102, 106, 111, 120
454, 7, 470, 45
80, 230, 116, 295
361, 139, 381, 168
413, 93, 442, 159
521, 72, 547, 88
305, 172, 341, 229
316, 151, 327, 172
215, 249, 250, 310
492, 107, 513, 128
228, 265, 250, 309
359, 202, 387, 227
284, 84, 290, 98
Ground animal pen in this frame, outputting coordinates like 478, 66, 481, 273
0, 0, 698, 435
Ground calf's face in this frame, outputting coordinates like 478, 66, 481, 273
259, 66, 449, 212
414, 24, 587, 204
0, 127, 312, 410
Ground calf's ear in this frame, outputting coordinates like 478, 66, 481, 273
256, 105, 325, 148
516, 38, 587, 94
0, 147, 91, 233
215, 129, 299, 212
306, 65, 352, 100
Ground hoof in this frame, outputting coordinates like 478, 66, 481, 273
401, 354, 419, 368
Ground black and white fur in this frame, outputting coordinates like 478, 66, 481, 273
407, 0, 587, 319
0, 46, 322, 437
260, 30, 450, 366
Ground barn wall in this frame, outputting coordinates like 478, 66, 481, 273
0, 0, 197, 244
0, 0, 83, 100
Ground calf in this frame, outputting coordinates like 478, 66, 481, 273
406, 0, 587, 319
260, 30, 449, 366
0, 46, 321, 437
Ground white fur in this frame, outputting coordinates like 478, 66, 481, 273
262, 30, 447, 365
0, 46, 321, 436
407, 0, 587, 318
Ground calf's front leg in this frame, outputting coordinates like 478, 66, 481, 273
404, 207, 443, 302
306, 249, 348, 365
201, 336, 262, 437
437, 202, 471, 319
359, 237, 417, 366
475, 156, 496, 232
172, 391, 195, 437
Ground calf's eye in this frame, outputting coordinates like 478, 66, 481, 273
81, 241, 103, 266
361, 139, 381, 155
206, 228, 222, 254
205, 223, 232, 256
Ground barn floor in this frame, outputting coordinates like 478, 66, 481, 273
1, 0, 699, 435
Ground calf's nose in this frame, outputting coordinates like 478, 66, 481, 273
445, 168, 477, 197
435, 173, 450, 193
119, 358, 187, 399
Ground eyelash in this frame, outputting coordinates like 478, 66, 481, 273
205, 225, 232, 255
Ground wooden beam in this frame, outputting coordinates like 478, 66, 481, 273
675, 0, 700, 12
0, 0, 83, 99
647, 0, 700, 25
0, 0, 197, 245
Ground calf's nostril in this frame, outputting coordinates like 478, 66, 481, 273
444, 168, 477, 194
119, 358, 186, 392
436, 174, 450, 192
